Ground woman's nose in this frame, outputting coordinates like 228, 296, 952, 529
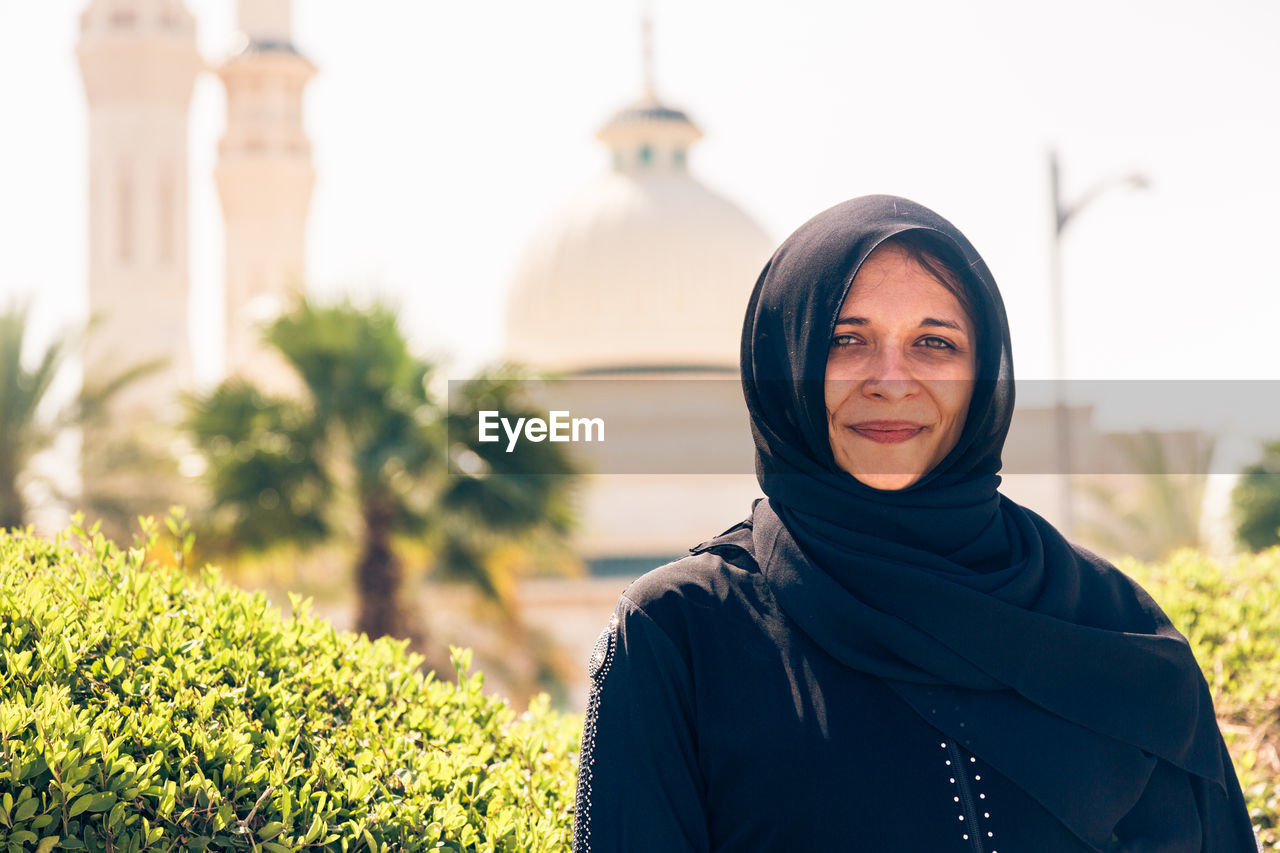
861, 347, 917, 398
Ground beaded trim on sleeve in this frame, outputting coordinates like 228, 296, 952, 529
573, 612, 619, 853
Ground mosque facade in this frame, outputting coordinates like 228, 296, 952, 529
503, 84, 774, 574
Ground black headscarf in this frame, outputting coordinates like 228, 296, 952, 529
739, 195, 1253, 851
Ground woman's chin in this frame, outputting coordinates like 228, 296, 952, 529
848, 470, 921, 491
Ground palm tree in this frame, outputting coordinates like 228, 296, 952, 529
0, 303, 67, 528
185, 298, 580, 653
0, 302, 163, 531
1075, 429, 1216, 561
436, 372, 579, 601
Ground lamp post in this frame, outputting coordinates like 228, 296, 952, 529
1048, 149, 1149, 539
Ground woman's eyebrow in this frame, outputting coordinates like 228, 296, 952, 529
919, 317, 966, 333
833, 315, 967, 334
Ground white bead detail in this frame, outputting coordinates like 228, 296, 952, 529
944, 740, 998, 852
573, 612, 619, 853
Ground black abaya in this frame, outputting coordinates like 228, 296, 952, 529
572, 195, 1257, 852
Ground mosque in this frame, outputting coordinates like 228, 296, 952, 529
72, 0, 771, 707
74, 0, 1220, 710
74, 0, 774, 577
502, 62, 775, 575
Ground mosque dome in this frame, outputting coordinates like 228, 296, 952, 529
504, 93, 774, 374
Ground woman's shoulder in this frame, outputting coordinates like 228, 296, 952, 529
1064, 538, 1177, 633
614, 513, 769, 637
1012, 498, 1177, 633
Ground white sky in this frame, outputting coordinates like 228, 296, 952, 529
2, 0, 1279, 410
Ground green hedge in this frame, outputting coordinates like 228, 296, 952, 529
2, 520, 1278, 850
1122, 547, 1280, 844
0, 521, 579, 852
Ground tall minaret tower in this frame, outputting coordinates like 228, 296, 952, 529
215, 0, 315, 392
77, 0, 203, 419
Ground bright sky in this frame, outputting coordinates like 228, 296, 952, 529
2, 0, 1279, 413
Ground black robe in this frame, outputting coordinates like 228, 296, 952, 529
572, 499, 1257, 852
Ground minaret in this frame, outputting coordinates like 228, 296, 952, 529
215, 0, 315, 393
77, 0, 203, 419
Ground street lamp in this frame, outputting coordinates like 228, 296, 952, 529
1048, 149, 1149, 539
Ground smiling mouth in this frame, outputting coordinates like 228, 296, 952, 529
852, 426, 924, 444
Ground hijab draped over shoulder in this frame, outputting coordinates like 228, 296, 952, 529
738, 195, 1253, 851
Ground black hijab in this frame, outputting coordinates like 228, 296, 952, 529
739, 195, 1253, 851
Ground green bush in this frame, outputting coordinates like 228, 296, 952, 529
0, 521, 580, 852
1232, 445, 1280, 552
4, 518, 1278, 850
1122, 546, 1280, 845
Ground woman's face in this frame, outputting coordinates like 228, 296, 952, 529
824, 243, 977, 490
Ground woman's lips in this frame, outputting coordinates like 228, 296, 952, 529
852, 425, 924, 444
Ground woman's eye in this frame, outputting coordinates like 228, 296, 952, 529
830, 334, 958, 351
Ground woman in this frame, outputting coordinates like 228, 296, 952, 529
572, 195, 1258, 852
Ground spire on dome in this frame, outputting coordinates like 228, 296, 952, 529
640, 1, 656, 99
598, 3, 701, 175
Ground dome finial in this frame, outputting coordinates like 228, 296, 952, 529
640, 0, 655, 99
598, 3, 701, 174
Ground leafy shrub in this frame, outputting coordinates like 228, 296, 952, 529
5, 517, 1279, 850
1232, 444, 1280, 552
1122, 546, 1280, 845
0, 521, 580, 852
